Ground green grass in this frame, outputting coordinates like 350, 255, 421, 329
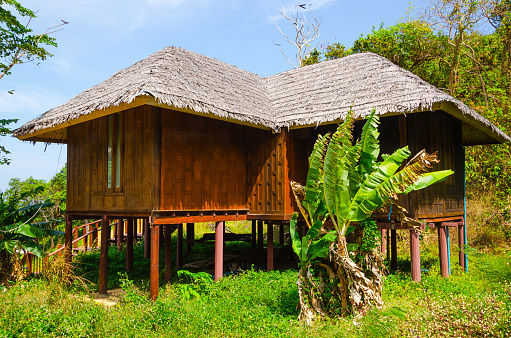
1, 247, 510, 337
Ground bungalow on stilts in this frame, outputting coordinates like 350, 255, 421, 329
14, 47, 510, 299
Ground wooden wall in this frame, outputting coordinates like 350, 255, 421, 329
67, 106, 155, 212
159, 109, 247, 210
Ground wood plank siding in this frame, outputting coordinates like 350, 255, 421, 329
67, 105, 155, 213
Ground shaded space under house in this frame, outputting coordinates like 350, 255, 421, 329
14, 47, 511, 299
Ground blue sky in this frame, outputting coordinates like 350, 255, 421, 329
0, 0, 423, 191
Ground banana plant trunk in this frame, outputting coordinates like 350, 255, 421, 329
297, 237, 384, 323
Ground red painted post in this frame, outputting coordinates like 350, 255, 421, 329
143, 218, 150, 259
83, 225, 88, 252
99, 215, 109, 295
214, 221, 224, 281
27, 254, 32, 274
164, 224, 172, 282
438, 224, 449, 278
73, 224, 78, 249
251, 220, 257, 248
380, 228, 387, 255
126, 218, 134, 271
65, 214, 73, 267
267, 222, 274, 271
177, 224, 183, 267
390, 229, 397, 271
186, 223, 194, 254
150, 224, 160, 300
410, 230, 421, 282
92, 225, 98, 248
458, 224, 466, 271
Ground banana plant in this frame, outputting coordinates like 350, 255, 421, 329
290, 109, 454, 264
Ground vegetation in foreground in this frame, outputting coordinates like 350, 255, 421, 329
0, 244, 509, 337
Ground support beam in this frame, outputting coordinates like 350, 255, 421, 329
257, 221, 264, 250
410, 230, 421, 282
126, 218, 134, 271
279, 222, 284, 246
99, 215, 109, 295
214, 221, 224, 281
390, 229, 397, 271
65, 214, 73, 268
438, 224, 449, 278
186, 223, 194, 254
150, 224, 160, 300
458, 224, 466, 271
143, 218, 150, 259
267, 222, 274, 271
380, 229, 387, 255
177, 223, 183, 267
159, 222, 164, 248
251, 220, 256, 248
117, 219, 124, 251
164, 224, 173, 282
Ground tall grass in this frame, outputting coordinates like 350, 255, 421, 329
1, 249, 510, 337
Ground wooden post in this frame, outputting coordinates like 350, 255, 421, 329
267, 222, 274, 271
99, 215, 109, 295
186, 223, 194, 254
65, 214, 73, 267
150, 224, 160, 300
26, 254, 32, 274
410, 230, 421, 282
83, 225, 88, 252
458, 223, 466, 271
159, 223, 164, 248
177, 224, 183, 267
126, 218, 134, 271
257, 221, 264, 249
438, 224, 449, 278
143, 218, 150, 259
251, 220, 257, 248
73, 223, 78, 249
380, 228, 386, 255
214, 221, 224, 281
279, 222, 284, 246
92, 225, 98, 248
390, 229, 397, 271
164, 224, 172, 282
133, 219, 138, 241
117, 219, 124, 251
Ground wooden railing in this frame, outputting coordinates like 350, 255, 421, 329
21, 218, 145, 274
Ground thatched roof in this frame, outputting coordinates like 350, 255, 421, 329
14, 46, 510, 145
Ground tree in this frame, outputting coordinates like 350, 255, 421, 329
274, 4, 321, 68
0, 0, 67, 165
290, 110, 452, 322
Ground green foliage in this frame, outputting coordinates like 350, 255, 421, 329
0, 250, 510, 337
0, 0, 59, 79
291, 110, 453, 266
0, 185, 62, 258
175, 270, 213, 300
0, 118, 17, 165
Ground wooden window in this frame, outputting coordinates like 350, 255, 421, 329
107, 112, 123, 191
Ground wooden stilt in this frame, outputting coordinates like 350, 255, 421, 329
73, 223, 78, 249
164, 224, 172, 282
143, 218, 150, 259
267, 222, 274, 271
65, 214, 73, 267
99, 215, 109, 295
117, 219, 124, 251
410, 230, 421, 282
133, 219, 138, 241
438, 224, 449, 278
126, 218, 134, 271
159, 223, 164, 248
186, 223, 194, 254
279, 222, 284, 246
458, 223, 466, 271
390, 229, 397, 270
177, 224, 183, 267
380, 228, 387, 255
251, 220, 257, 248
92, 225, 98, 248
214, 221, 224, 281
257, 221, 264, 250
150, 224, 160, 300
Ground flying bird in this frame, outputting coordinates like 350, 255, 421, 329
298, 4, 306, 9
